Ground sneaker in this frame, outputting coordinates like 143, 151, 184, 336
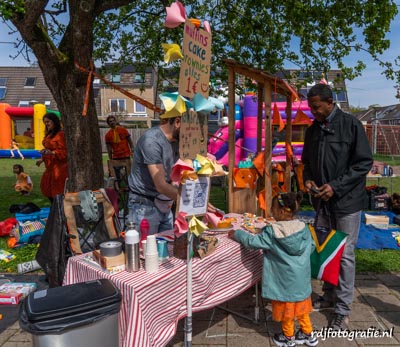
312, 296, 334, 311
273, 332, 296, 347
295, 330, 318, 346
329, 313, 349, 330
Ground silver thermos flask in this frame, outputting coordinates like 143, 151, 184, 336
125, 222, 140, 272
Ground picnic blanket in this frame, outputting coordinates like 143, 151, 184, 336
296, 210, 400, 250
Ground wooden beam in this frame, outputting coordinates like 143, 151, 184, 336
264, 81, 272, 217
257, 84, 263, 153
228, 66, 235, 213
284, 96, 293, 191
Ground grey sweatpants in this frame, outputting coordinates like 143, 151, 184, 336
317, 210, 361, 316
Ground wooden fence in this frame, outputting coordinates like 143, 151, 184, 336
364, 124, 400, 157
99, 127, 147, 153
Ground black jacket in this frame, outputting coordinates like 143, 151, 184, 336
36, 195, 71, 287
302, 107, 373, 215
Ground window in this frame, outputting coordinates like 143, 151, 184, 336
24, 77, 36, 87
110, 74, 120, 83
333, 90, 347, 102
110, 99, 126, 112
0, 78, 7, 99
298, 71, 312, 80
298, 88, 308, 100
134, 101, 146, 114
134, 73, 144, 83
18, 101, 30, 107
313, 71, 323, 80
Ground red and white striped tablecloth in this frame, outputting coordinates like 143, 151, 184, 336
63, 232, 262, 347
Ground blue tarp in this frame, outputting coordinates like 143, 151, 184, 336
297, 210, 400, 250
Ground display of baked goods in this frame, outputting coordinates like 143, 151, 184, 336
241, 221, 261, 234
217, 220, 232, 228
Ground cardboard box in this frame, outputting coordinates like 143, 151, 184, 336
365, 214, 389, 229
83, 254, 126, 275
0, 282, 36, 305
92, 249, 125, 269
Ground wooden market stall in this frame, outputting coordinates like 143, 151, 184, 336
223, 59, 299, 216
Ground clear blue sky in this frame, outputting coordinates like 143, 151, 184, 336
1, 10, 399, 109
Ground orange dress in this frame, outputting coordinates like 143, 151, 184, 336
40, 131, 68, 199
271, 296, 313, 321
15, 172, 33, 193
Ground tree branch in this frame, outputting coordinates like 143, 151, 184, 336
94, 0, 140, 16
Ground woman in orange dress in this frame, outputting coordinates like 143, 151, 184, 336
36, 113, 68, 202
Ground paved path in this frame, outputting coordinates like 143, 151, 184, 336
1, 273, 399, 346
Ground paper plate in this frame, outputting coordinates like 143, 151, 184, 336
206, 225, 233, 233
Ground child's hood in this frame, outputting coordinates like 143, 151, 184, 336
271, 220, 308, 256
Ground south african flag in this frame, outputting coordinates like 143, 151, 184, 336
309, 224, 348, 286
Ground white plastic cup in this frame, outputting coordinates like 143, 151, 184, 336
146, 235, 158, 255
145, 253, 159, 273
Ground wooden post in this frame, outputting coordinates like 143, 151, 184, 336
257, 84, 263, 153
228, 67, 235, 213
263, 81, 272, 217
285, 97, 293, 191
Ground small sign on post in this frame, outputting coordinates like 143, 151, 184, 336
177, 175, 210, 217
179, 110, 208, 160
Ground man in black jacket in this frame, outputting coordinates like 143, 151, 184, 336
302, 83, 373, 330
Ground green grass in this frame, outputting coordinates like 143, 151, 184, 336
0, 158, 52, 221
355, 250, 400, 273
0, 157, 51, 273
0, 157, 399, 274
372, 155, 400, 166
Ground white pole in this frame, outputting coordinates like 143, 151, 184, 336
184, 232, 193, 347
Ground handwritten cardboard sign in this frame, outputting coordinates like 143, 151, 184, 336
179, 19, 212, 99
179, 110, 207, 160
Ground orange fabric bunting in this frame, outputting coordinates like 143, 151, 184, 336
272, 103, 285, 132
285, 143, 293, 159
293, 109, 313, 126
253, 151, 265, 176
233, 168, 258, 189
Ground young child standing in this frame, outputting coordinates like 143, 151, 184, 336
228, 192, 318, 347
13, 164, 33, 195
10, 139, 24, 160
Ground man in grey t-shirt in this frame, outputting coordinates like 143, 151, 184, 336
127, 114, 181, 235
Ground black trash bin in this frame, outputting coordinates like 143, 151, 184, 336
19, 278, 121, 347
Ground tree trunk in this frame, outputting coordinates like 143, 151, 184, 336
42, 62, 105, 192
